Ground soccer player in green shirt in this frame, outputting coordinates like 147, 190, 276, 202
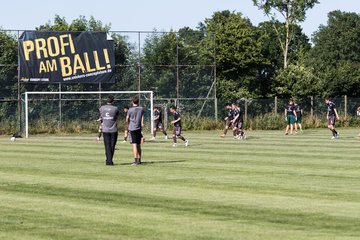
285, 99, 297, 135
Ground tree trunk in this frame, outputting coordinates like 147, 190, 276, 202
284, 3, 290, 69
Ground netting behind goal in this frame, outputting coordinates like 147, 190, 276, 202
23, 91, 153, 138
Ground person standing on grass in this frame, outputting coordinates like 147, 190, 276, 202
151, 106, 168, 140
326, 98, 340, 139
285, 99, 297, 135
221, 103, 234, 138
99, 95, 119, 166
294, 101, 303, 133
126, 96, 144, 165
121, 106, 129, 143
170, 105, 189, 147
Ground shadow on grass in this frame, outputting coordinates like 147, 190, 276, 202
117, 160, 186, 166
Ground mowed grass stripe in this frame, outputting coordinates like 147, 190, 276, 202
0, 129, 359, 239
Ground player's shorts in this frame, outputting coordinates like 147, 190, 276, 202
286, 115, 296, 125
328, 115, 336, 126
129, 129, 142, 144
173, 126, 182, 136
295, 115, 302, 123
154, 121, 163, 129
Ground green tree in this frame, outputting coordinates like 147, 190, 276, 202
274, 64, 320, 99
253, 0, 319, 68
258, 20, 311, 69
308, 10, 360, 97
201, 10, 268, 100
0, 30, 18, 123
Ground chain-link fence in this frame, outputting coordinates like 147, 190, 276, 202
1, 30, 359, 134
0, 30, 217, 134
234, 96, 360, 119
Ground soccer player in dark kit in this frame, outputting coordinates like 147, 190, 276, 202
221, 103, 234, 138
294, 101, 303, 133
170, 105, 189, 147
99, 95, 119, 165
326, 98, 340, 139
151, 106, 168, 140
285, 99, 297, 135
232, 103, 246, 140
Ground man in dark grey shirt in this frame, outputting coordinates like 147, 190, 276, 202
99, 95, 119, 165
126, 95, 144, 165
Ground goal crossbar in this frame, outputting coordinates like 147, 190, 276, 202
24, 91, 154, 138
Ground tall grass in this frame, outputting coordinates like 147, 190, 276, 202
1, 114, 359, 135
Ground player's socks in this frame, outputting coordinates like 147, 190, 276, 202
178, 136, 186, 141
223, 128, 228, 135
173, 136, 177, 143
331, 129, 337, 136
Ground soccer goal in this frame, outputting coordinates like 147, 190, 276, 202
23, 91, 154, 138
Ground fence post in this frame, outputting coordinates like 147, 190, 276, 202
244, 98, 248, 122
59, 83, 62, 126
344, 95, 347, 119
274, 96, 278, 115
311, 96, 314, 119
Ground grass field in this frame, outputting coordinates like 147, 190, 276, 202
0, 129, 359, 240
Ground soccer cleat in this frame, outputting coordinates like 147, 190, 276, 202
150, 137, 156, 141
185, 140, 189, 147
172, 143, 177, 147
331, 136, 336, 139
220, 134, 225, 138
131, 162, 139, 166
165, 135, 168, 140
121, 140, 127, 143
285, 132, 289, 135
96, 137, 100, 142
336, 133, 340, 139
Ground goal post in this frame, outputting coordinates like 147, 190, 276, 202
24, 91, 154, 138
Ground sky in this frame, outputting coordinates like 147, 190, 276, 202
1, 0, 360, 40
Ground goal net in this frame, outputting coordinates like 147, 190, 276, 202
23, 91, 153, 138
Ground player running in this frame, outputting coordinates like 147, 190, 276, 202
294, 101, 303, 133
326, 98, 340, 139
170, 105, 189, 147
221, 104, 234, 138
232, 103, 246, 140
285, 99, 297, 135
151, 106, 168, 140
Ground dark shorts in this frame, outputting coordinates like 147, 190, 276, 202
129, 129, 142, 144
328, 115, 336, 126
287, 115, 296, 125
296, 115, 302, 123
154, 121, 163, 129
173, 126, 181, 136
